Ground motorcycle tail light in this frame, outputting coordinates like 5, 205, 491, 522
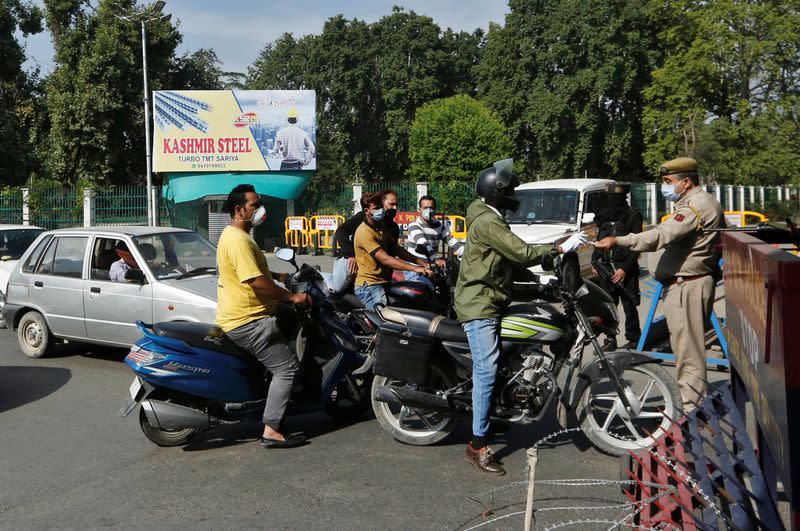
126, 344, 165, 367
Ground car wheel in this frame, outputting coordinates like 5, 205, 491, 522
18, 311, 52, 358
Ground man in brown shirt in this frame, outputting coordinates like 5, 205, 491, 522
594, 157, 724, 409
353, 191, 431, 308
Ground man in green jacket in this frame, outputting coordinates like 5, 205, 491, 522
455, 159, 588, 475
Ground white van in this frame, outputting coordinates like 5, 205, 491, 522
506, 178, 615, 288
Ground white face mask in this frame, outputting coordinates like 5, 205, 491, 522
421, 208, 435, 221
246, 205, 267, 226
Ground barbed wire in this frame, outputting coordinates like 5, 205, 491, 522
442, 424, 729, 531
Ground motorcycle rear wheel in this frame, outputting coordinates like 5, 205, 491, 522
138, 407, 200, 447
577, 361, 681, 456
371, 362, 458, 446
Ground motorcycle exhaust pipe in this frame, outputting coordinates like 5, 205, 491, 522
374, 385, 456, 413
142, 399, 210, 430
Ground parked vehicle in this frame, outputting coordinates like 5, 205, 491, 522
0, 225, 44, 329
369, 255, 681, 456
507, 179, 615, 289
119, 249, 371, 447
2, 226, 218, 357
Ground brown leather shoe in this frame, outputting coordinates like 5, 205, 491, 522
465, 444, 506, 475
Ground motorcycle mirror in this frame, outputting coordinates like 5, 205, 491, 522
275, 248, 300, 272
414, 243, 432, 263
540, 253, 556, 272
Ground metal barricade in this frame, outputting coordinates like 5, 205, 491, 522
308, 214, 343, 255
284, 216, 309, 251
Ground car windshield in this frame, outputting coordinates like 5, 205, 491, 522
0, 229, 44, 260
133, 232, 216, 280
506, 189, 579, 225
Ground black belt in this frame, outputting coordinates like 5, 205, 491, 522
664, 274, 709, 286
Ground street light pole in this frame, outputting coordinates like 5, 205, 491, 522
113, 1, 169, 227
140, 19, 155, 226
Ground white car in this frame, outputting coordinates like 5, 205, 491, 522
506, 179, 616, 288
0, 225, 44, 328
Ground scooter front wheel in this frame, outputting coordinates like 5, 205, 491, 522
371, 362, 458, 446
138, 407, 200, 447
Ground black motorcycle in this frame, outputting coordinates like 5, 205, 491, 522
368, 254, 681, 456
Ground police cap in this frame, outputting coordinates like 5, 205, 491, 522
659, 157, 698, 176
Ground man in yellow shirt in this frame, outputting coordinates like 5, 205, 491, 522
353, 191, 432, 308
216, 184, 310, 449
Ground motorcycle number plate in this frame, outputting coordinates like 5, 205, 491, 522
129, 377, 143, 400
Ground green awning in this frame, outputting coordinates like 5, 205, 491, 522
163, 171, 313, 203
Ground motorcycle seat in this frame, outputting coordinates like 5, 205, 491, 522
376, 306, 467, 343
152, 321, 251, 360
329, 291, 364, 313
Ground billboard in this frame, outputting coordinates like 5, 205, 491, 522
152, 90, 316, 172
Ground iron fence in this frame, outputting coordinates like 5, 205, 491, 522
0, 188, 23, 224
29, 187, 81, 230
95, 186, 148, 226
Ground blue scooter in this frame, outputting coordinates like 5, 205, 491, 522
118, 249, 370, 447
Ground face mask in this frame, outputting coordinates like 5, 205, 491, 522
247, 205, 267, 226
661, 183, 683, 202
421, 208, 435, 221
385, 208, 397, 221
370, 208, 385, 222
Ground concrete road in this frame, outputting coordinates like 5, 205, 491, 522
0, 255, 728, 529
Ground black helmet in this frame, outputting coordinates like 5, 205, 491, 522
475, 158, 521, 212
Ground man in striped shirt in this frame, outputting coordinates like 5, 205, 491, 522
403, 195, 465, 284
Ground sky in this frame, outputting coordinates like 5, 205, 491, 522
20, 0, 510, 74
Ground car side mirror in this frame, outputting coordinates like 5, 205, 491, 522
125, 268, 146, 284
582, 212, 595, 224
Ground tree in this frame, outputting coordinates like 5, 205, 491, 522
476, 0, 659, 181
408, 94, 512, 182
42, 0, 229, 186
0, 0, 44, 185
642, 0, 800, 184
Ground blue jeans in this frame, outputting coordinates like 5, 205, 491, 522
402, 270, 434, 288
355, 283, 387, 309
463, 318, 500, 438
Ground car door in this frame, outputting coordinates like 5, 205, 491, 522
83, 236, 153, 346
27, 235, 89, 339
578, 189, 604, 274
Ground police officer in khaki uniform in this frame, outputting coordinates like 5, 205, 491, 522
594, 157, 724, 410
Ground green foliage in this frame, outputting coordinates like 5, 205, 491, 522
758, 198, 800, 223
476, 0, 660, 181
642, 0, 800, 184
408, 95, 512, 183
0, 0, 45, 186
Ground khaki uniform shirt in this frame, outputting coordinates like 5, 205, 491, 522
615, 187, 724, 283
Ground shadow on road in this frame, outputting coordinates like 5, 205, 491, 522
0, 366, 71, 413
44, 343, 129, 362
181, 410, 375, 452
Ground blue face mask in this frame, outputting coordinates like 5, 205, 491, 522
661, 183, 683, 202
370, 208, 385, 222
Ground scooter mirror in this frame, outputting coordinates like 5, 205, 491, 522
540, 253, 556, 272
275, 248, 295, 262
